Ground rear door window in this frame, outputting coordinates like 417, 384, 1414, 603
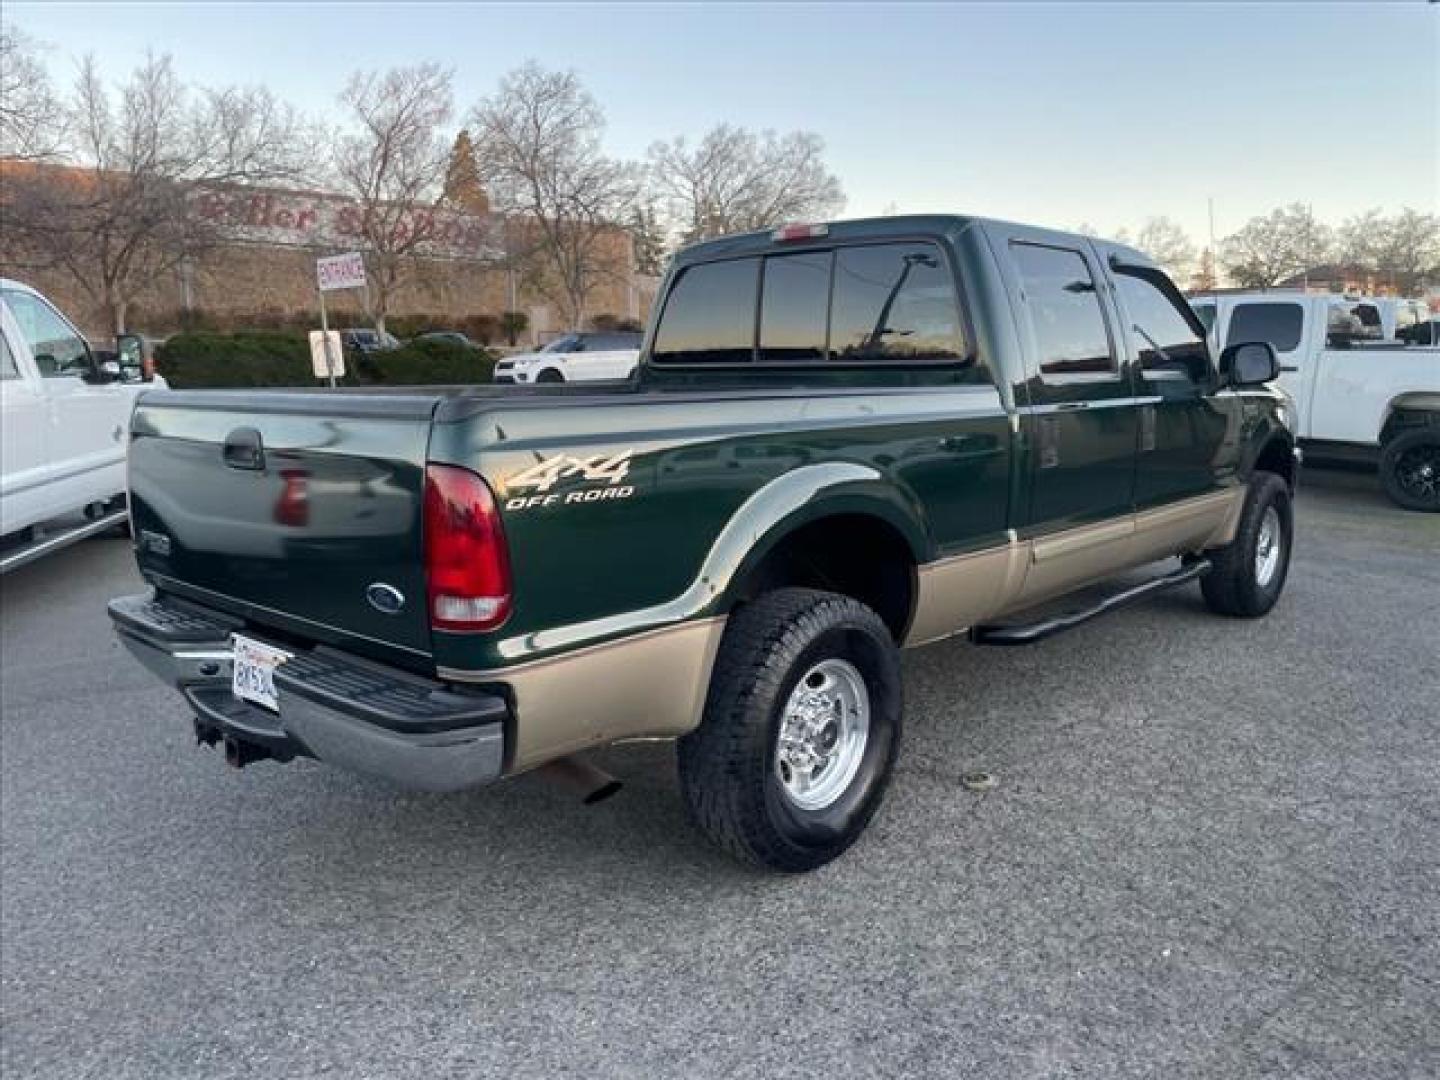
829, 243, 964, 361
652, 258, 759, 364
1009, 243, 1116, 377
759, 251, 831, 362
1227, 302, 1303, 353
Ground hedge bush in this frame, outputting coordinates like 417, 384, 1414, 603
156, 332, 496, 389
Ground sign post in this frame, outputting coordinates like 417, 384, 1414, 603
315, 252, 368, 388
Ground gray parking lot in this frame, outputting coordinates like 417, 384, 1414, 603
2, 467, 1437, 1079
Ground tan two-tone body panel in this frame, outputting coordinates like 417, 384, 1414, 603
446, 484, 1242, 773
904, 485, 1243, 647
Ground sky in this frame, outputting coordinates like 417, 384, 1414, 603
8, 1, 1438, 246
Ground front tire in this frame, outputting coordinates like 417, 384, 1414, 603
678, 588, 902, 872
1201, 472, 1293, 618
536, 368, 564, 384
1379, 427, 1440, 512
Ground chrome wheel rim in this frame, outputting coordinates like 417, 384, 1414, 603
1255, 506, 1282, 588
775, 658, 870, 811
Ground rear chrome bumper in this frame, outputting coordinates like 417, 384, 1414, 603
109, 592, 509, 792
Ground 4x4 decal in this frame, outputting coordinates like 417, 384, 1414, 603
502, 449, 635, 510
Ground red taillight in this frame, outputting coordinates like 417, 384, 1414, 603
424, 463, 512, 633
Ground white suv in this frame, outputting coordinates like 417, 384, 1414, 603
494, 331, 641, 384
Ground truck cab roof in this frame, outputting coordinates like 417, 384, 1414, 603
671, 214, 1156, 270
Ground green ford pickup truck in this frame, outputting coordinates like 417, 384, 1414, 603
110, 215, 1299, 870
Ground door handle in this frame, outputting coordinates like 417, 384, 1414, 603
222, 427, 265, 471
1279, 365, 1300, 373
1054, 401, 1090, 411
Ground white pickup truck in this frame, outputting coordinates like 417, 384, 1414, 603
0, 279, 159, 570
1191, 291, 1439, 511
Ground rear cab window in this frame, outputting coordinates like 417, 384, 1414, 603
829, 244, 965, 362
1226, 302, 1304, 353
652, 240, 975, 375
652, 258, 760, 364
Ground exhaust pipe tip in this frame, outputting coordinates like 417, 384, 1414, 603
538, 755, 623, 804
221, 735, 273, 770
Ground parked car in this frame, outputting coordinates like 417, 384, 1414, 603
1191, 291, 1439, 510
1, 279, 160, 571
339, 328, 401, 353
415, 330, 482, 349
493, 331, 641, 383
110, 215, 1297, 870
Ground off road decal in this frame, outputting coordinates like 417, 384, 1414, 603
503, 449, 635, 510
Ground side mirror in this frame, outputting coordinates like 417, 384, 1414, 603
1220, 341, 1280, 387
115, 333, 152, 381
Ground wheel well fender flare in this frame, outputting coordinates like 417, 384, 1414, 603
694, 463, 931, 616
1381, 392, 1440, 440
1246, 425, 1297, 487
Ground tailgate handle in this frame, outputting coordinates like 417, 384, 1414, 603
222, 427, 265, 471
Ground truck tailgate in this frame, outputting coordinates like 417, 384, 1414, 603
128, 390, 442, 665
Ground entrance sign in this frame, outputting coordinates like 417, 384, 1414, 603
316, 252, 367, 292
314, 252, 369, 388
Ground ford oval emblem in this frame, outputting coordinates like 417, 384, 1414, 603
366, 582, 406, 615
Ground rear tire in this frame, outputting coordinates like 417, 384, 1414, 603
1379, 426, 1440, 512
1201, 472, 1293, 618
678, 588, 902, 872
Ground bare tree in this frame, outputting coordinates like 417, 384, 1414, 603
470, 63, 639, 329
1336, 208, 1387, 273
1220, 203, 1332, 288
1339, 207, 1440, 296
1135, 216, 1196, 283
4, 53, 309, 332
333, 64, 454, 336
0, 27, 64, 161
647, 124, 844, 243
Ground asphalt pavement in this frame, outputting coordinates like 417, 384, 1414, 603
2, 467, 1438, 1079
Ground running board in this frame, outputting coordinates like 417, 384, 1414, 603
969, 558, 1211, 647
0, 510, 128, 574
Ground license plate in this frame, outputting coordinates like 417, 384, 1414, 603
231, 634, 290, 712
